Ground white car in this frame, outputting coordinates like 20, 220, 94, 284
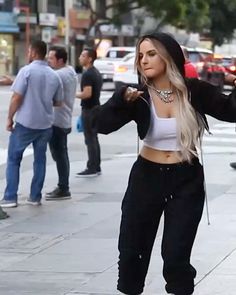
113, 52, 138, 90
94, 46, 135, 81
113, 47, 212, 89
112, 47, 213, 89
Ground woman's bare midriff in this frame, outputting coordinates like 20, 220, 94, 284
140, 145, 182, 164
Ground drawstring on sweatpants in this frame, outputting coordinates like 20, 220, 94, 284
164, 194, 174, 203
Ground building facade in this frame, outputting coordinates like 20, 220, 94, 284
0, 0, 138, 74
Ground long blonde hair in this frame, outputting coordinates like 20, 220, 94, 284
135, 38, 205, 162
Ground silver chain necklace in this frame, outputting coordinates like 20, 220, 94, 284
149, 85, 174, 103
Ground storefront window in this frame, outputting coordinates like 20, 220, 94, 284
15, 0, 37, 13
0, 34, 13, 75
48, 0, 64, 15
0, 0, 13, 12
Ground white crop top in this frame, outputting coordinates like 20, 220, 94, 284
143, 97, 181, 151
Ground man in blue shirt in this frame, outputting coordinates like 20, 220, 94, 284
0, 40, 63, 208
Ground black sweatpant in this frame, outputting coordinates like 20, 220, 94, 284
82, 108, 101, 172
117, 155, 205, 295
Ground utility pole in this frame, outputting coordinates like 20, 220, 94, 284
65, 0, 74, 64
13, 0, 31, 62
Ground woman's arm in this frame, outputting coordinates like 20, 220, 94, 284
92, 85, 144, 134
224, 73, 236, 86
189, 79, 236, 122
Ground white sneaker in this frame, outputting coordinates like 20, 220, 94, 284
0, 199, 17, 208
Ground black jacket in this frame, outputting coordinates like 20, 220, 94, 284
94, 79, 236, 139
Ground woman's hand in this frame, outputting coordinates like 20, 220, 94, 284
224, 73, 236, 86
124, 86, 143, 102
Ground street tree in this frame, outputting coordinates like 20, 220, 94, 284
138, 0, 210, 32
208, 0, 236, 46
81, 0, 211, 46
81, 0, 236, 48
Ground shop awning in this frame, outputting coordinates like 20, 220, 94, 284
0, 26, 19, 33
0, 12, 19, 33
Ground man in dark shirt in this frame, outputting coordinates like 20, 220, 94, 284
76, 47, 103, 177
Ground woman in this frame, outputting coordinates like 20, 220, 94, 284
93, 32, 236, 295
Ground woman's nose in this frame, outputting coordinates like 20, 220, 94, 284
141, 55, 148, 64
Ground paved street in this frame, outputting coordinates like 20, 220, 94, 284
1, 85, 236, 294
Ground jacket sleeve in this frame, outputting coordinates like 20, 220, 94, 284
91, 86, 135, 134
190, 79, 236, 122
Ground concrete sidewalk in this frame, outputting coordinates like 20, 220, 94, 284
0, 154, 236, 295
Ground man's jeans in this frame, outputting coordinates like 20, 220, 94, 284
4, 123, 52, 202
82, 108, 101, 172
49, 125, 71, 191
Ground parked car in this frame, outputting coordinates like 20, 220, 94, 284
201, 54, 226, 91
94, 46, 135, 81
222, 56, 236, 75
113, 47, 218, 91
186, 47, 213, 76
113, 52, 138, 90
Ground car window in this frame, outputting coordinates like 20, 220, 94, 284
201, 53, 212, 60
123, 53, 135, 62
106, 50, 133, 58
188, 52, 200, 63
187, 49, 212, 64
222, 58, 233, 66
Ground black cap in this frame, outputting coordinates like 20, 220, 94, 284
140, 32, 185, 77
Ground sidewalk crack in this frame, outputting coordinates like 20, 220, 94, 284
195, 246, 236, 286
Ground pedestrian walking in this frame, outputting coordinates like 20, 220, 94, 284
182, 47, 199, 78
92, 32, 236, 295
45, 46, 77, 200
0, 40, 63, 208
76, 47, 103, 177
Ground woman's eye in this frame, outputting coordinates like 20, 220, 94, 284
148, 52, 156, 57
